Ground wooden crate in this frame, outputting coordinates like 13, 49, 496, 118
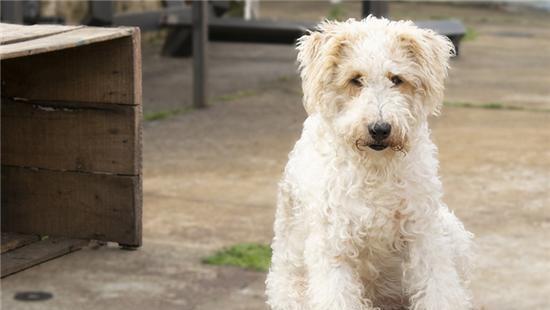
0, 23, 142, 277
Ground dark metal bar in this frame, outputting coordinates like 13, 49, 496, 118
22, 0, 40, 24
192, 1, 208, 109
163, 13, 464, 56
164, 15, 312, 45
160, 0, 229, 57
414, 20, 466, 36
361, 1, 389, 18
162, 27, 193, 57
207, 18, 312, 44
84, 0, 114, 26
113, 6, 190, 31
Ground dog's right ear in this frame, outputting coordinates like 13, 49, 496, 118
296, 31, 325, 74
296, 21, 341, 115
297, 30, 327, 115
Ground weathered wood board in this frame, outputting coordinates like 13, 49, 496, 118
1, 36, 139, 105
1, 236, 88, 278
1, 98, 140, 175
0, 23, 83, 44
1, 23, 142, 276
0, 26, 135, 60
1, 233, 40, 254
1, 166, 142, 246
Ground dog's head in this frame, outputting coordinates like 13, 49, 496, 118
297, 17, 453, 153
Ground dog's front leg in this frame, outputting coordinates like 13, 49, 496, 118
304, 226, 370, 310
403, 217, 472, 310
266, 184, 307, 310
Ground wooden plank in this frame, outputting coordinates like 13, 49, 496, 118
132, 31, 144, 171
1, 237, 88, 278
1, 166, 142, 247
1, 233, 40, 254
1, 36, 137, 105
0, 23, 83, 45
1, 98, 140, 175
0, 26, 135, 60
132, 26, 143, 108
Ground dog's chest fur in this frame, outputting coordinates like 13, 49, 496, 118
286, 118, 418, 305
291, 148, 411, 307
290, 119, 412, 246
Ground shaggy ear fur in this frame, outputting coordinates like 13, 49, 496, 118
399, 28, 454, 115
296, 21, 345, 115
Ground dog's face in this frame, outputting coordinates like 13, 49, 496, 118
297, 17, 453, 153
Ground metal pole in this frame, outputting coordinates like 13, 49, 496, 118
361, 1, 389, 18
192, 0, 208, 109
87, 0, 114, 26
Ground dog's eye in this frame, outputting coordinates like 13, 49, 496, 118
390, 75, 403, 86
350, 76, 363, 87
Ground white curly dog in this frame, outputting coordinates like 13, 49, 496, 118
266, 17, 474, 310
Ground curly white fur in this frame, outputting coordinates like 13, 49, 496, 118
266, 17, 474, 310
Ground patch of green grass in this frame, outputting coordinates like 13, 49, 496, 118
144, 108, 189, 122
144, 89, 259, 122
202, 243, 272, 272
327, 3, 346, 21
445, 101, 505, 109
443, 101, 550, 112
277, 75, 292, 83
215, 90, 258, 102
479, 102, 506, 109
429, 15, 450, 20
449, 101, 506, 110
464, 27, 478, 41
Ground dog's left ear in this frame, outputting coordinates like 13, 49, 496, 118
399, 27, 455, 115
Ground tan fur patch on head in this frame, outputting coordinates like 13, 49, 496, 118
396, 29, 455, 115
296, 22, 352, 115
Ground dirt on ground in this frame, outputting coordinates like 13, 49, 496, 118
2, 2, 549, 310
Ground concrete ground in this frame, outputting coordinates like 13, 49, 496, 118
2, 2, 549, 310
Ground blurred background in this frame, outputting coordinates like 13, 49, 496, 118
1, 1, 549, 310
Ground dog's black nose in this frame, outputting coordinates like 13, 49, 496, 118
368, 122, 392, 141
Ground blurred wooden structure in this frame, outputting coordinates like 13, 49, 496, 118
0, 23, 143, 277
0, 1, 465, 110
